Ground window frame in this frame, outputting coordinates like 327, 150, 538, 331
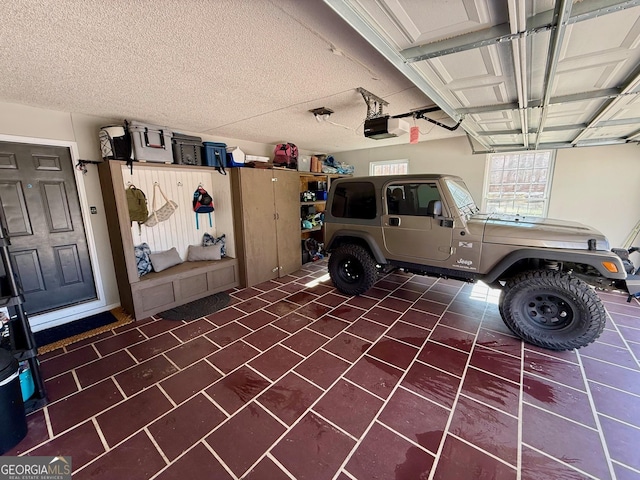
385, 181, 443, 217
482, 150, 556, 217
369, 159, 409, 176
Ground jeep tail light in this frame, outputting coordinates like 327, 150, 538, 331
602, 261, 619, 273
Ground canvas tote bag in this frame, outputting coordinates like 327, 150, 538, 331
144, 183, 178, 227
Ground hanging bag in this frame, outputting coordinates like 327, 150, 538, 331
144, 183, 178, 227
125, 185, 148, 234
193, 186, 214, 229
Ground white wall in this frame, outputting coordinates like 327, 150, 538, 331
331, 136, 640, 248
550, 143, 640, 248
0, 101, 277, 329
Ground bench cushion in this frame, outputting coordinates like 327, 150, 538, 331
150, 247, 183, 272
187, 243, 222, 261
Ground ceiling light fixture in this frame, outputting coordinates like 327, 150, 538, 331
310, 107, 334, 122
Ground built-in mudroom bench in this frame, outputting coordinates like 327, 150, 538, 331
98, 160, 239, 320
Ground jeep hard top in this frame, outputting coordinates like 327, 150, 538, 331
324, 174, 639, 350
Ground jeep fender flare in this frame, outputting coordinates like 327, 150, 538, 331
481, 248, 627, 284
326, 230, 387, 264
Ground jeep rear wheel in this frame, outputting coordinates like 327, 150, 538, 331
329, 244, 378, 296
501, 270, 606, 350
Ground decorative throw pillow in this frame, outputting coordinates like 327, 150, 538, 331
187, 243, 222, 261
202, 233, 226, 257
134, 243, 152, 277
149, 247, 183, 272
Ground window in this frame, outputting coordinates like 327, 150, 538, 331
483, 150, 555, 216
386, 182, 441, 216
369, 159, 408, 176
445, 178, 478, 217
331, 182, 377, 219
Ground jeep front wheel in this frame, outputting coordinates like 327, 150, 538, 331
329, 244, 378, 296
500, 270, 606, 350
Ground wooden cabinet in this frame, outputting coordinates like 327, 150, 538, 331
231, 168, 301, 287
98, 160, 239, 320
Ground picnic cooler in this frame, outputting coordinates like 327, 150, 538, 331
172, 133, 203, 165
203, 142, 228, 169
226, 146, 245, 167
129, 121, 173, 163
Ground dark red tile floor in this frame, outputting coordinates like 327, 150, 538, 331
7, 260, 640, 479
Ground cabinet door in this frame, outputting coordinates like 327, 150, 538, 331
274, 170, 303, 277
238, 169, 279, 286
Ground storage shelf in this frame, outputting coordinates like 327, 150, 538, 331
301, 201, 326, 206
301, 226, 322, 233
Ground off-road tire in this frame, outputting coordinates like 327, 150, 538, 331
497, 289, 517, 335
328, 244, 378, 296
500, 270, 606, 350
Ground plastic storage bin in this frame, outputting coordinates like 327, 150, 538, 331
298, 155, 311, 172
0, 348, 27, 454
203, 142, 228, 172
172, 133, 202, 165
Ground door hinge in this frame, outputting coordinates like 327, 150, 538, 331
272, 177, 277, 182
272, 267, 279, 272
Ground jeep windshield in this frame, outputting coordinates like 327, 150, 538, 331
445, 178, 479, 217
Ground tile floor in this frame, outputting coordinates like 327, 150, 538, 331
7, 260, 640, 479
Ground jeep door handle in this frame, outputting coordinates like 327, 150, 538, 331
389, 217, 400, 226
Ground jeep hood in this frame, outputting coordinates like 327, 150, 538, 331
472, 214, 610, 251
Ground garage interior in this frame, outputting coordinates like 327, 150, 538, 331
1, 0, 639, 478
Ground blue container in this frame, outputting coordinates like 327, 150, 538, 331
19, 362, 34, 402
202, 142, 228, 171
315, 190, 328, 201
226, 146, 245, 167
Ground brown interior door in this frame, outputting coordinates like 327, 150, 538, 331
0, 141, 97, 315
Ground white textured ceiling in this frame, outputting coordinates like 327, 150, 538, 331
0, 0, 462, 153
5, 0, 637, 154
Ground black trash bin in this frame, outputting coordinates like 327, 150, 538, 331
0, 348, 27, 454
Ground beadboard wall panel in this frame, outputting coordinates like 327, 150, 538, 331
120, 164, 235, 259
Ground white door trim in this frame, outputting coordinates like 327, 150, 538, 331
0, 133, 114, 331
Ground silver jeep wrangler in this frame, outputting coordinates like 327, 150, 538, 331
324, 174, 639, 351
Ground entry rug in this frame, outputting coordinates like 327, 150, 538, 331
36, 307, 134, 354
158, 292, 231, 321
